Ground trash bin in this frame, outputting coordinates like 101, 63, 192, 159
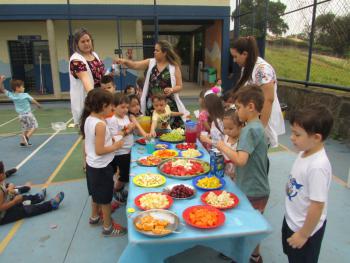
280, 103, 288, 119
207, 67, 217, 84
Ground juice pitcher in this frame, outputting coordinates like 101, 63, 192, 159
185, 121, 197, 143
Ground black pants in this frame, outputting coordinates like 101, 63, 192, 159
111, 154, 131, 183
282, 218, 326, 263
0, 197, 52, 225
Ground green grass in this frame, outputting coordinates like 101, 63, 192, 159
266, 46, 350, 88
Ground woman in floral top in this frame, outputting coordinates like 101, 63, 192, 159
69, 28, 106, 126
115, 40, 188, 129
230, 36, 285, 148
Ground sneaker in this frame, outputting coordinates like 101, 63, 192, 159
5, 168, 17, 178
114, 189, 128, 204
25, 136, 32, 146
38, 188, 47, 201
89, 216, 102, 225
102, 221, 127, 237
20, 135, 29, 147
50, 192, 64, 209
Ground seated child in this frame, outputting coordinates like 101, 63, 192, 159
0, 161, 64, 225
101, 75, 116, 94
128, 94, 149, 138
124, 85, 136, 96
150, 94, 183, 137
0, 75, 41, 146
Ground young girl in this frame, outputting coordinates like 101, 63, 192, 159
197, 89, 211, 134
128, 94, 149, 138
106, 93, 135, 204
221, 107, 244, 180
80, 89, 126, 236
199, 91, 225, 149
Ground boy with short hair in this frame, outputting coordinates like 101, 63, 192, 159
0, 75, 41, 146
282, 103, 333, 263
101, 75, 116, 94
214, 84, 269, 263
149, 94, 183, 137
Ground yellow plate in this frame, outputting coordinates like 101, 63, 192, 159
133, 173, 166, 188
152, 149, 179, 159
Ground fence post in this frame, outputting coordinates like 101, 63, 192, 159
306, 0, 317, 85
260, 0, 269, 59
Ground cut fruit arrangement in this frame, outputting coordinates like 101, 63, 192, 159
160, 158, 210, 177
137, 156, 162, 166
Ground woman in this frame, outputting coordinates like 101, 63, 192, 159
115, 40, 188, 128
69, 28, 106, 125
230, 36, 285, 148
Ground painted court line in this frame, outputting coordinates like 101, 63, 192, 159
0, 116, 19, 128
0, 220, 23, 254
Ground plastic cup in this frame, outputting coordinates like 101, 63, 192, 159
146, 139, 155, 154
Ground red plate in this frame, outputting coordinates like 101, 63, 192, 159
176, 143, 197, 150
136, 138, 146, 145
182, 205, 225, 229
201, 190, 240, 210
134, 192, 173, 210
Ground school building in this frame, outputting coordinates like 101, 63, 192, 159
0, 0, 231, 98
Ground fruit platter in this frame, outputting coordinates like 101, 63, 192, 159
176, 143, 197, 150
136, 138, 146, 145
179, 149, 203, 158
159, 129, 185, 143
192, 175, 226, 191
134, 192, 173, 210
201, 190, 239, 210
137, 156, 162, 167
183, 205, 225, 229
133, 209, 180, 237
158, 158, 210, 179
163, 183, 196, 199
133, 173, 166, 188
154, 142, 171, 150
152, 149, 178, 159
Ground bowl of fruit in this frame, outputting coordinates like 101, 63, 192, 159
163, 183, 196, 199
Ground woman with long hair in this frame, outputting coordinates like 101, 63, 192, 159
230, 36, 285, 148
115, 40, 188, 128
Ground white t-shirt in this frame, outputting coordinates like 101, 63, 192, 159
244, 57, 285, 147
285, 148, 332, 235
210, 118, 225, 143
84, 116, 114, 168
223, 135, 237, 178
106, 115, 134, 155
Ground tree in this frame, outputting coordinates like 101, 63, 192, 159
314, 13, 350, 56
232, 0, 288, 38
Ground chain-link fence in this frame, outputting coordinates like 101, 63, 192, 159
231, 0, 350, 91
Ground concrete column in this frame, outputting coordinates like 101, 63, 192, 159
46, 19, 61, 98
135, 19, 144, 77
189, 34, 195, 82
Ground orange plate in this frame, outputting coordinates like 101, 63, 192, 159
182, 205, 225, 229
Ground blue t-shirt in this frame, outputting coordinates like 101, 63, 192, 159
236, 120, 269, 198
5, 90, 33, 114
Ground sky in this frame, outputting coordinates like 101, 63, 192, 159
229, 0, 349, 35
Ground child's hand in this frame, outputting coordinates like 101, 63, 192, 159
125, 123, 135, 133
150, 131, 157, 138
13, 195, 23, 204
163, 87, 173, 96
113, 140, 124, 150
144, 133, 152, 139
0, 75, 5, 83
287, 232, 308, 249
199, 134, 212, 145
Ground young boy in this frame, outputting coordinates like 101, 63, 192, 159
150, 94, 183, 137
124, 85, 136, 96
101, 75, 116, 94
209, 85, 269, 263
0, 75, 41, 146
0, 161, 64, 225
282, 104, 333, 263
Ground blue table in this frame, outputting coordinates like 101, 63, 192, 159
118, 142, 272, 263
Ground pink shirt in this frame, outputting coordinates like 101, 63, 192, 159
198, 110, 210, 133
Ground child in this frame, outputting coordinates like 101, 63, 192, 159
101, 75, 116, 94
222, 90, 235, 111
124, 85, 136, 96
135, 76, 145, 99
199, 91, 225, 148
80, 88, 126, 236
282, 104, 333, 263
0, 161, 64, 225
221, 106, 244, 180
0, 76, 41, 146
128, 94, 149, 138
149, 94, 183, 137
197, 89, 211, 134
207, 85, 269, 263
106, 93, 135, 204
